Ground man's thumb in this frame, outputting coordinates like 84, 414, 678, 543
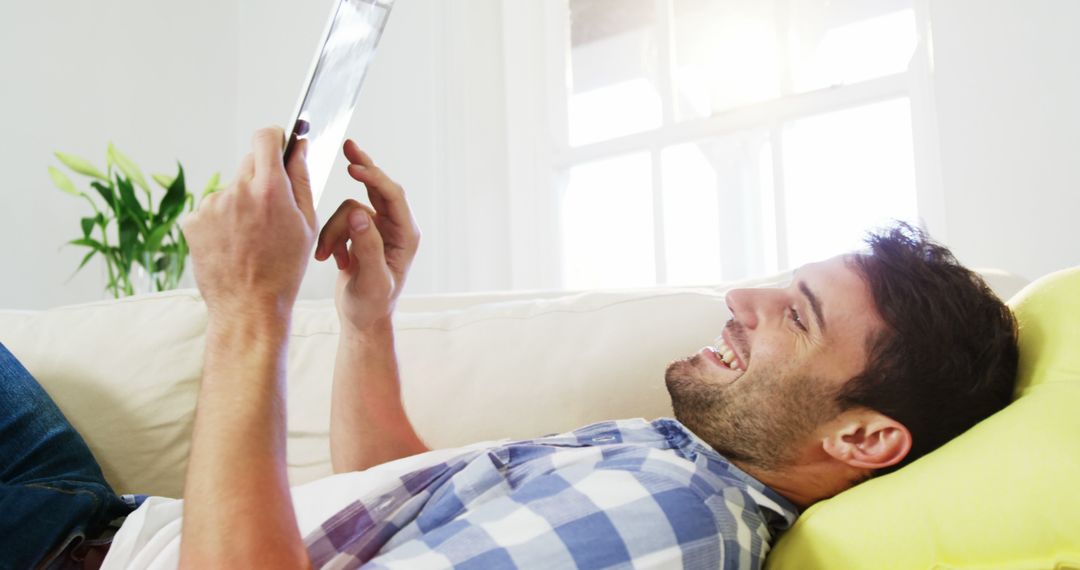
346, 208, 387, 270
287, 138, 316, 222
349, 209, 370, 232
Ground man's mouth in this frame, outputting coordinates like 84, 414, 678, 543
706, 334, 747, 373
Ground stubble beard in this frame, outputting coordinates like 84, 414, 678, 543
664, 353, 841, 472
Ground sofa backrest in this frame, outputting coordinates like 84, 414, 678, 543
0, 269, 1028, 499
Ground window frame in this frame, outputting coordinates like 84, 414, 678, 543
502, 0, 945, 289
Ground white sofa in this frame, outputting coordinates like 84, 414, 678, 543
0, 269, 1029, 502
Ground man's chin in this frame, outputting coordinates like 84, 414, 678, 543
665, 354, 738, 392
665, 353, 705, 378
664, 357, 706, 397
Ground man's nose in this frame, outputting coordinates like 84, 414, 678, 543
725, 287, 785, 329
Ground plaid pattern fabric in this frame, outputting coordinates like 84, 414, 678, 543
305, 418, 798, 569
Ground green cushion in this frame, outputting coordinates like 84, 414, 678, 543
766, 267, 1080, 570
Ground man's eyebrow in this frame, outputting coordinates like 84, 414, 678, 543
798, 281, 827, 333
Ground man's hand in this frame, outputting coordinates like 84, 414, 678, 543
314, 140, 420, 334
182, 127, 318, 321
316, 141, 429, 473
178, 127, 315, 570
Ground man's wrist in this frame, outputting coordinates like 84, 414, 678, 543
207, 292, 294, 326
206, 303, 292, 350
340, 315, 394, 345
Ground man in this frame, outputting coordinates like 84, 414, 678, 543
0, 127, 1017, 569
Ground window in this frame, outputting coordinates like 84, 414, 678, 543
555, 0, 928, 288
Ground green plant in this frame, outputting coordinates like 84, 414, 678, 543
49, 144, 220, 298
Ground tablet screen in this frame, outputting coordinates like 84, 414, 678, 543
285, 0, 393, 206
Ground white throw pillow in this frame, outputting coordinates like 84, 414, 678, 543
0, 291, 207, 497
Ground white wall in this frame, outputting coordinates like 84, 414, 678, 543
929, 0, 1080, 281
0, 0, 512, 309
232, 0, 513, 301
0, 0, 238, 309
4, 1, 1079, 310
234, 0, 451, 301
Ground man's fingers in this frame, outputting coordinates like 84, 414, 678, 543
316, 199, 360, 260
316, 199, 373, 260
332, 241, 349, 271
344, 209, 391, 293
343, 139, 375, 168
286, 138, 316, 225
237, 153, 255, 183
252, 127, 286, 181
316, 202, 390, 296
344, 156, 414, 233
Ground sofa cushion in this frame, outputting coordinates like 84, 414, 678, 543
286, 284, 740, 485
766, 267, 1080, 570
0, 291, 206, 498
0, 267, 1027, 503
0, 282, 747, 497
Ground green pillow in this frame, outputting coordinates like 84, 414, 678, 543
766, 267, 1080, 570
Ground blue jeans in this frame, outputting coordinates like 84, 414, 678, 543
0, 343, 133, 570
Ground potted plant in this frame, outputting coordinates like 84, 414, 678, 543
49, 144, 220, 298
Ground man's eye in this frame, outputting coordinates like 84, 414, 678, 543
789, 307, 808, 331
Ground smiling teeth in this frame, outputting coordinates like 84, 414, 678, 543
711, 337, 743, 371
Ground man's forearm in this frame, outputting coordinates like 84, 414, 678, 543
180, 314, 309, 569
331, 317, 429, 473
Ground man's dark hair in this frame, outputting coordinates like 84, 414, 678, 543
840, 222, 1019, 474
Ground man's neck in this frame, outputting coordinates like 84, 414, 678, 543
733, 459, 863, 510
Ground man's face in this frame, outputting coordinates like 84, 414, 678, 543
665, 255, 884, 471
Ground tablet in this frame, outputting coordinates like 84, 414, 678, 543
284, 0, 395, 207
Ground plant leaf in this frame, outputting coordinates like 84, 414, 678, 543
67, 237, 106, 252
64, 249, 99, 285
115, 175, 147, 232
107, 143, 150, 192
80, 217, 95, 239
91, 181, 118, 213
152, 174, 175, 189
135, 245, 151, 270
55, 152, 109, 181
202, 172, 221, 198
158, 163, 187, 224
145, 224, 171, 253
106, 273, 120, 298
75, 250, 97, 272
49, 167, 80, 197
119, 217, 139, 263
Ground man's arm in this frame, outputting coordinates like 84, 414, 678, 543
178, 127, 317, 569
182, 316, 307, 569
330, 318, 427, 472
315, 140, 427, 473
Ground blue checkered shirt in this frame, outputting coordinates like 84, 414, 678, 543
305, 418, 798, 569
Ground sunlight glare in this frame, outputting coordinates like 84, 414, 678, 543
569, 79, 663, 147
562, 154, 656, 288
662, 144, 723, 285
782, 98, 918, 267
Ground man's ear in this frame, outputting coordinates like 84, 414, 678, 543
820, 411, 912, 470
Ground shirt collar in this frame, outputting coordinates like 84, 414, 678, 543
652, 417, 800, 527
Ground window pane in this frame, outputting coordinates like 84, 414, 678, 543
672, 0, 781, 120
788, 0, 917, 92
782, 98, 918, 267
562, 153, 655, 288
569, 0, 662, 146
662, 143, 722, 284
661, 134, 775, 284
